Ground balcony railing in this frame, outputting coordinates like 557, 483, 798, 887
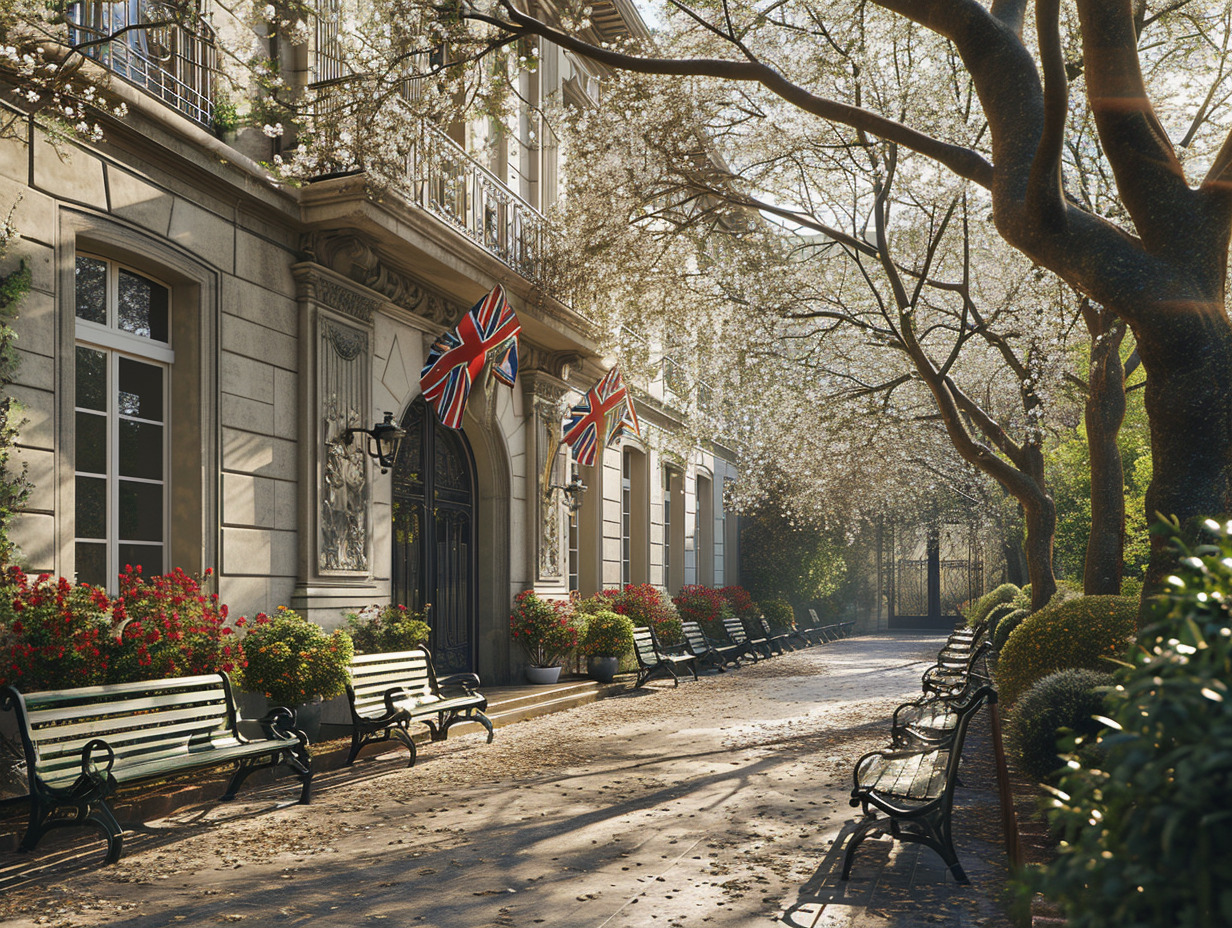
68, 0, 217, 127
399, 121, 549, 283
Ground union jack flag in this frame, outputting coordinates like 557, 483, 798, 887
562, 367, 641, 466
419, 284, 521, 429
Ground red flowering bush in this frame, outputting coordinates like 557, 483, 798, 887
720, 585, 760, 620
0, 567, 113, 690
111, 566, 246, 680
673, 585, 731, 637
510, 591, 579, 667
609, 583, 683, 646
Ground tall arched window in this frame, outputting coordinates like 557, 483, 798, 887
74, 254, 173, 588
696, 472, 714, 587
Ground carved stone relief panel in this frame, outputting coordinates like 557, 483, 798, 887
319, 316, 371, 573
524, 371, 571, 584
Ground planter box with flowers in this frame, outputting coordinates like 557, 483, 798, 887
510, 591, 579, 684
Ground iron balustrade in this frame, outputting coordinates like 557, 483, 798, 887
398, 120, 548, 283
68, 0, 217, 127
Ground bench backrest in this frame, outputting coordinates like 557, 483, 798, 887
347, 647, 439, 717
722, 617, 748, 643
632, 628, 660, 665
681, 621, 709, 655
936, 686, 995, 808
1, 674, 239, 789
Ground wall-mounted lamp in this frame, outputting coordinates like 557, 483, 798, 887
547, 474, 588, 518
342, 412, 407, 473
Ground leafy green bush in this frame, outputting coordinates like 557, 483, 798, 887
1005, 668, 1113, 783
963, 583, 1019, 626
1030, 519, 1232, 927
986, 602, 1018, 638
345, 603, 430, 653
992, 608, 1029, 652
239, 607, 353, 708
1011, 584, 1032, 611
579, 610, 634, 658
1119, 575, 1143, 602
761, 598, 795, 631
996, 595, 1135, 706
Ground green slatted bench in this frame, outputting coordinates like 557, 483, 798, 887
1, 674, 311, 865
631, 627, 698, 688
680, 620, 741, 672
721, 616, 765, 662
345, 646, 494, 767
843, 684, 995, 884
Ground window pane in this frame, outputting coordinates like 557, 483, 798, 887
75, 411, 106, 474
118, 357, 163, 420
118, 543, 162, 577
118, 419, 162, 479
118, 480, 162, 541
75, 542, 107, 587
75, 256, 107, 324
75, 475, 106, 538
75, 346, 107, 411
118, 269, 169, 342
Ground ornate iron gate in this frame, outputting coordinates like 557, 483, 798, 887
391, 398, 478, 674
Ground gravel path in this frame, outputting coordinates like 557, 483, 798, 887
0, 635, 1016, 928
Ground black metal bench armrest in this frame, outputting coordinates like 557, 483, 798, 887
257, 706, 305, 744
437, 673, 481, 693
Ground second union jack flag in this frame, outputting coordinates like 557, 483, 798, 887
419, 284, 520, 429
562, 367, 641, 466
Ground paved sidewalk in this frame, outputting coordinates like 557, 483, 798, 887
0, 635, 1016, 928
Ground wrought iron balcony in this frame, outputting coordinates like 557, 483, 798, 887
397, 120, 549, 283
68, 0, 217, 127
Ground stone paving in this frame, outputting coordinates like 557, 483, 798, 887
0, 634, 1016, 928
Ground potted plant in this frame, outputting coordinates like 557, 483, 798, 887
238, 607, 354, 741
345, 603, 431, 653
578, 609, 634, 683
509, 591, 578, 684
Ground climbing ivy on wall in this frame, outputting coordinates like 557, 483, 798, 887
0, 212, 31, 567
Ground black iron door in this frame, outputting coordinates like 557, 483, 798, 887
391, 398, 478, 674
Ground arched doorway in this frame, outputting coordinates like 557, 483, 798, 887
391, 397, 478, 674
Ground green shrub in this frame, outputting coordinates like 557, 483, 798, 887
964, 583, 1019, 626
992, 608, 1029, 652
239, 607, 353, 708
603, 584, 683, 646
509, 591, 579, 668
761, 598, 795, 630
579, 610, 634, 658
672, 585, 730, 637
1119, 575, 1143, 602
1005, 668, 1113, 783
345, 603, 430, 653
996, 595, 1135, 706
1011, 583, 1032, 611
1029, 519, 1232, 927
986, 602, 1018, 638
0, 566, 113, 689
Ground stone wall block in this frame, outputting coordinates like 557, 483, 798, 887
7, 384, 53, 450
220, 392, 274, 436
222, 275, 298, 335
10, 445, 53, 512
220, 351, 274, 399
221, 428, 296, 481
33, 130, 106, 206
221, 526, 274, 575
13, 347, 53, 391
222, 472, 276, 528
168, 198, 235, 273
272, 368, 297, 440
222, 314, 296, 372
0, 176, 54, 246
235, 229, 294, 296
273, 478, 297, 531
9, 512, 55, 573
105, 166, 174, 235
269, 529, 297, 577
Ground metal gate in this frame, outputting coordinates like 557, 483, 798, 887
885, 522, 984, 627
391, 398, 478, 674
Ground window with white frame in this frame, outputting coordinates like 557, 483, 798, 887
74, 254, 173, 590
621, 451, 632, 587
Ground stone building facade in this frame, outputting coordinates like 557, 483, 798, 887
0, 0, 740, 685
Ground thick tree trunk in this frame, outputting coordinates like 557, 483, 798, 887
1002, 523, 1029, 587
1023, 494, 1057, 612
1136, 311, 1232, 615
1083, 310, 1127, 596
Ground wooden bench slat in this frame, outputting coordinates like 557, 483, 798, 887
27, 704, 230, 746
